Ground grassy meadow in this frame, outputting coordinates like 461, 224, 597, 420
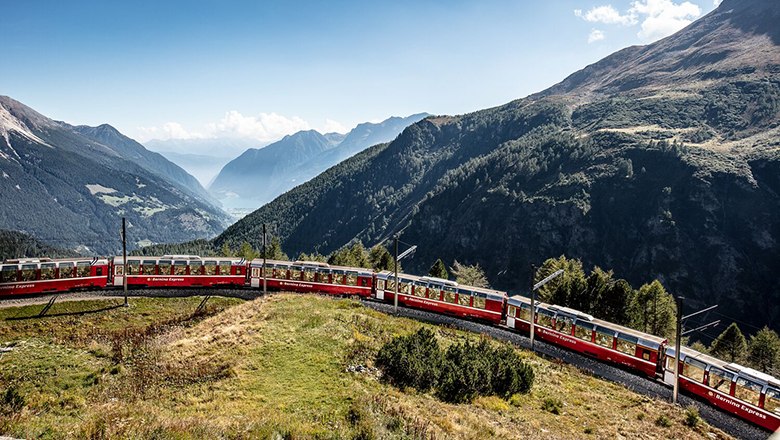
0, 294, 730, 439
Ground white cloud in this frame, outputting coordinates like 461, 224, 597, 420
320, 118, 348, 134
205, 110, 310, 141
588, 29, 606, 43
574, 5, 637, 25
629, 0, 701, 42
137, 122, 204, 142
138, 111, 313, 143
575, 0, 702, 43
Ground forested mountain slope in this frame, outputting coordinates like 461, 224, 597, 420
0, 96, 231, 254
216, 0, 780, 331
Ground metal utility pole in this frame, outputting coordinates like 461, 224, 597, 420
530, 268, 564, 351
262, 223, 267, 295
673, 296, 683, 404
394, 235, 399, 312
122, 217, 128, 307
673, 302, 719, 404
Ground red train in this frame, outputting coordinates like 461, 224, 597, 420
1, 254, 778, 431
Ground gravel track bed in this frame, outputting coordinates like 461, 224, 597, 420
364, 301, 770, 440
0, 290, 770, 439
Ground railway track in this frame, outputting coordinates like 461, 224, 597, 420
0, 289, 772, 439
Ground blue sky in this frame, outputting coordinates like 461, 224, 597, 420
2, 0, 719, 144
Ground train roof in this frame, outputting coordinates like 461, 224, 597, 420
249, 259, 373, 274
2, 257, 109, 266
508, 294, 667, 345
667, 346, 780, 387
114, 256, 245, 264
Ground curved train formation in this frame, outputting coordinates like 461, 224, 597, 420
1, 254, 779, 432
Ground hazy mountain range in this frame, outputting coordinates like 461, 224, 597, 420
216, 0, 780, 332
0, 96, 232, 254
208, 114, 429, 211
145, 137, 260, 186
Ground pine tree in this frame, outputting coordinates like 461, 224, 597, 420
238, 242, 259, 260
710, 323, 747, 363
533, 255, 587, 306
368, 244, 396, 272
428, 259, 449, 279
262, 236, 288, 260
629, 280, 677, 339
747, 327, 780, 374
450, 260, 489, 288
220, 242, 232, 257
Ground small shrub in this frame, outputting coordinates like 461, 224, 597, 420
542, 397, 563, 415
636, 412, 645, 421
584, 427, 594, 434
375, 328, 442, 392
684, 406, 700, 428
655, 414, 672, 428
2, 386, 25, 413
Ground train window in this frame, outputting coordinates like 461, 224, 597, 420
707, 367, 733, 394
190, 261, 203, 275
290, 267, 303, 281
235, 266, 244, 276
399, 282, 409, 294
555, 315, 574, 335
318, 271, 330, 283
376, 279, 385, 290
458, 291, 471, 306
261, 266, 273, 278
507, 305, 516, 318
158, 261, 172, 275
616, 335, 637, 356
681, 358, 707, 383
360, 277, 369, 287
427, 288, 441, 300
574, 321, 594, 341
537, 310, 554, 328
77, 262, 91, 277
764, 387, 780, 415
40, 263, 56, 280
473, 296, 486, 309
444, 290, 456, 303
21, 264, 37, 281
414, 285, 426, 297
142, 260, 157, 275
595, 327, 614, 348
127, 260, 141, 275
518, 305, 532, 322
332, 272, 344, 285
734, 377, 762, 406
251, 267, 261, 278
346, 272, 358, 286
303, 269, 315, 282
60, 263, 75, 278
1, 266, 17, 283
219, 262, 231, 276
202, 261, 215, 276
173, 261, 187, 275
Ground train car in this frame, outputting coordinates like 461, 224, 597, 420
112, 255, 247, 288
0, 257, 109, 296
505, 296, 666, 377
374, 271, 507, 324
249, 259, 374, 297
663, 346, 780, 431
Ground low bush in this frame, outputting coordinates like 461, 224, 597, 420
375, 329, 533, 403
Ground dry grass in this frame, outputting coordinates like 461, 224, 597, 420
0, 293, 733, 439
